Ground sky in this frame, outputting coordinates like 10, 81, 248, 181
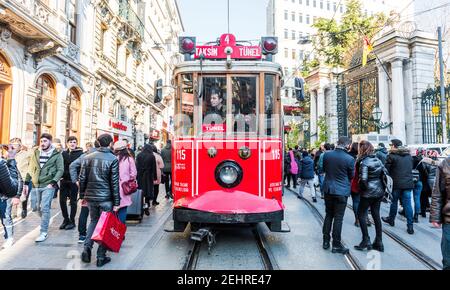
176, 0, 270, 44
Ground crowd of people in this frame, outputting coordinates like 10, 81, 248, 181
284, 137, 449, 270
0, 133, 173, 267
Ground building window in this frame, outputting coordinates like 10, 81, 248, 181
66, 88, 81, 141
313, 16, 317, 23
98, 94, 106, 113
299, 13, 303, 23
306, 15, 310, 24
100, 26, 106, 53
116, 42, 120, 66
284, 10, 288, 20
284, 29, 288, 39
299, 31, 303, 39
320, 0, 323, 9
313, 0, 316, 7
299, 50, 304, 60
35, 74, 56, 143
284, 48, 288, 58
333, 2, 337, 11
125, 49, 132, 78
306, 0, 309, 6
67, 0, 77, 44
292, 30, 296, 40
327, 1, 330, 10
299, 0, 302, 4
340, 4, 344, 13
292, 49, 296, 60
291, 12, 295, 21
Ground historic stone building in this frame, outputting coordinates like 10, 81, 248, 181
0, 0, 183, 148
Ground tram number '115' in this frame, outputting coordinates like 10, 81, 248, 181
271, 149, 280, 160
177, 149, 186, 160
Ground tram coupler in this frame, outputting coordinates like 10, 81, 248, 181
190, 228, 216, 254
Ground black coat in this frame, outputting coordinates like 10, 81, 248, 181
136, 149, 157, 199
358, 155, 386, 199
375, 148, 388, 165
79, 148, 120, 206
323, 148, 355, 197
385, 147, 414, 190
160, 144, 172, 173
62, 148, 84, 181
0, 159, 20, 198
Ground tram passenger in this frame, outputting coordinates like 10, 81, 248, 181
205, 87, 225, 122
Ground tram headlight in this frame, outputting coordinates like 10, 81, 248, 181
215, 161, 243, 188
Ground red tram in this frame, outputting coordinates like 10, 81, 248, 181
170, 34, 287, 232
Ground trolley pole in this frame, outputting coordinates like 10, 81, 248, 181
438, 27, 447, 143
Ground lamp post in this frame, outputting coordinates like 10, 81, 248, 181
371, 106, 392, 130
303, 121, 309, 148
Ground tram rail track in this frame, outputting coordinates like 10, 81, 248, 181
182, 225, 279, 270
285, 187, 363, 270
346, 204, 442, 270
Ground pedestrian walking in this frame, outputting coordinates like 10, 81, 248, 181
79, 134, 120, 267
316, 143, 332, 198
411, 149, 426, 223
136, 144, 157, 215
59, 136, 84, 230
375, 143, 388, 165
70, 141, 99, 243
0, 143, 22, 249
382, 139, 415, 234
8, 138, 31, 219
348, 142, 360, 226
114, 140, 137, 224
322, 137, 355, 254
430, 156, 450, 270
161, 140, 173, 199
151, 143, 164, 206
353, 141, 386, 252
22, 133, 64, 242
297, 151, 316, 201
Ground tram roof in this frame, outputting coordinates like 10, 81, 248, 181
173, 60, 283, 76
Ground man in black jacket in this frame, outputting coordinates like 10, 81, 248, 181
382, 139, 415, 234
59, 136, 84, 230
79, 134, 120, 267
322, 137, 355, 254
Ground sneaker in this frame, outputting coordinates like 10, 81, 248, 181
2, 238, 14, 249
331, 244, 349, 254
35, 232, 48, 243
96, 256, 111, 267
78, 236, 86, 244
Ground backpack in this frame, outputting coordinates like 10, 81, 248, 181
382, 168, 393, 200
289, 151, 298, 175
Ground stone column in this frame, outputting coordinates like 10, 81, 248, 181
377, 63, 390, 135
403, 59, 414, 145
310, 90, 317, 144
391, 59, 406, 142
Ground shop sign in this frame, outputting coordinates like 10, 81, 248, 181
97, 112, 132, 136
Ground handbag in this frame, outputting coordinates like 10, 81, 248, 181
122, 179, 137, 195
91, 211, 126, 253
412, 160, 423, 183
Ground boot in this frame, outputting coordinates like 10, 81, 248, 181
407, 224, 414, 235
382, 216, 395, 227
413, 213, 419, 223
81, 247, 91, 263
331, 243, 349, 254
354, 238, 372, 251
354, 219, 360, 227
372, 239, 384, 252
323, 240, 330, 250
96, 256, 111, 267
59, 219, 70, 230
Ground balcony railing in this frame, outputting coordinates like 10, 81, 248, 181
5, 0, 67, 43
118, 0, 144, 40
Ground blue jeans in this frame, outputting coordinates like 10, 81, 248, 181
413, 181, 422, 216
443, 224, 450, 270
30, 187, 55, 234
351, 192, 360, 220
389, 189, 413, 226
85, 201, 113, 258
0, 198, 13, 239
117, 207, 128, 224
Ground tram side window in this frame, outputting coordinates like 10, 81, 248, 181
231, 77, 257, 133
202, 77, 227, 134
264, 74, 279, 136
176, 73, 194, 136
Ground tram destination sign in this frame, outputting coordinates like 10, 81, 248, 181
194, 34, 262, 60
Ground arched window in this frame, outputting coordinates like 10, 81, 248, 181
113, 101, 121, 119
66, 88, 81, 141
35, 74, 56, 144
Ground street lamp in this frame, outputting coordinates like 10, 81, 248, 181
371, 106, 392, 130
302, 121, 310, 148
